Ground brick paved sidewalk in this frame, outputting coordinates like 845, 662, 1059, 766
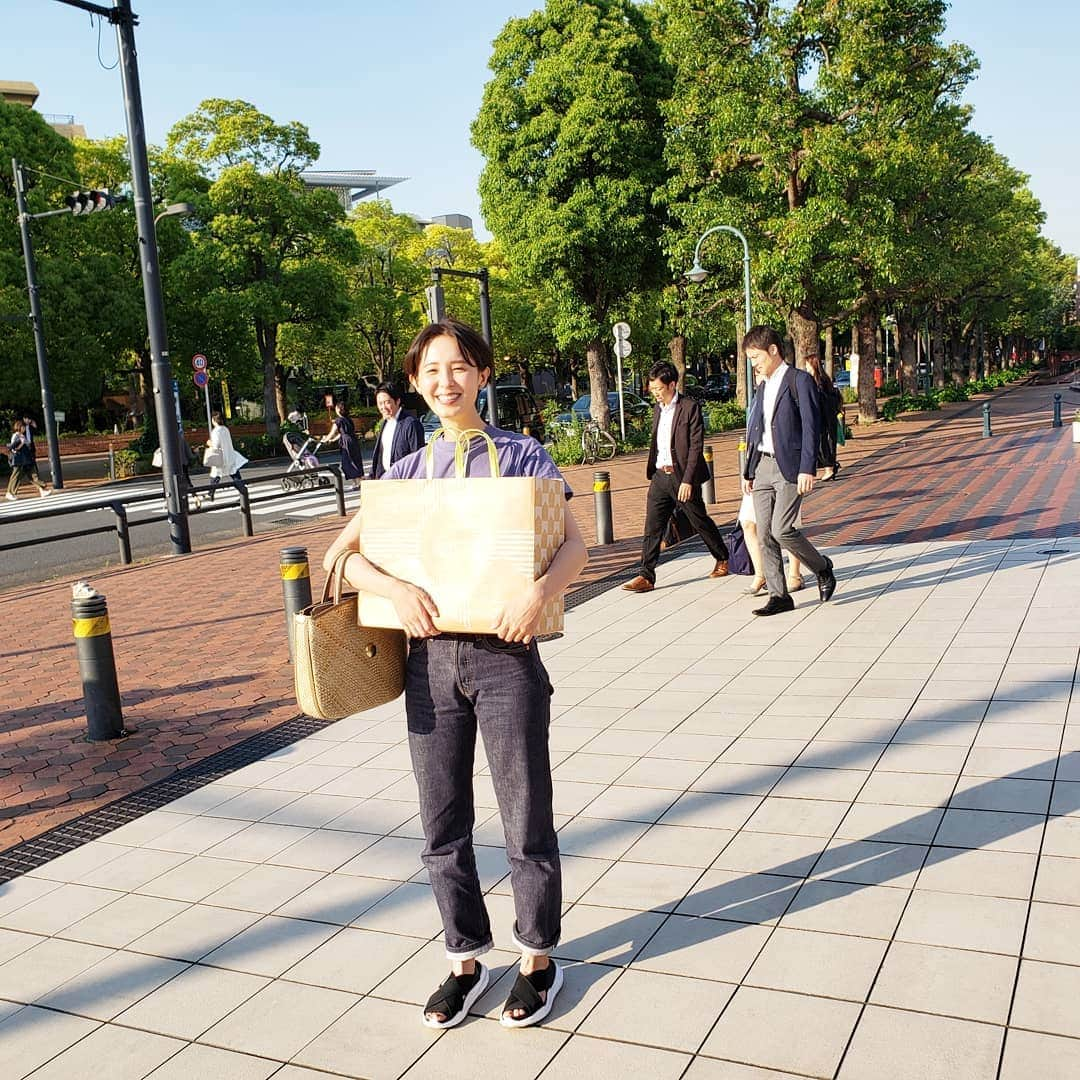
2, 376, 1070, 852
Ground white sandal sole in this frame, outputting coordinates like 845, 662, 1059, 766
422, 963, 490, 1029
500, 962, 564, 1028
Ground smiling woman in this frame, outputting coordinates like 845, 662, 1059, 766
320, 317, 587, 1032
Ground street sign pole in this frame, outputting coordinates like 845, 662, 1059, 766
192, 355, 211, 435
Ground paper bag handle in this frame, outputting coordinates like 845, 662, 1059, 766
423, 427, 501, 480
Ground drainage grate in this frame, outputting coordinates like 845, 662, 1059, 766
1037, 549, 1071, 556
273, 517, 306, 526
0, 715, 331, 883
0, 541, 707, 882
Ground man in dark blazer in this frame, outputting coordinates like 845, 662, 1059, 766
370, 382, 425, 479
623, 361, 729, 593
742, 326, 836, 615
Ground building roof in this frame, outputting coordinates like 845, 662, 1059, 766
300, 170, 407, 207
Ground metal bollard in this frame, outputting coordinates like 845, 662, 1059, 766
108, 444, 115, 481
280, 546, 313, 662
593, 471, 614, 545
523, 425, 532, 438
982, 402, 992, 438
702, 445, 716, 505
738, 439, 747, 479
331, 467, 346, 516
71, 586, 129, 741
1053, 393, 1062, 428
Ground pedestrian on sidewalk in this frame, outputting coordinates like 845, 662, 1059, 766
742, 326, 836, 615
803, 352, 842, 481
369, 382, 424, 480
5, 419, 50, 500
623, 360, 729, 593
322, 402, 365, 490
323, 318, 587, 1031
205, 412, 248, 502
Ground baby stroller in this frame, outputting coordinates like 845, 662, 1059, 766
281, 428, 332, 491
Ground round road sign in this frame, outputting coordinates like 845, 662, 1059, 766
193, 370, 209, 388
192, 353, 208, 371
613, 322, 631, 341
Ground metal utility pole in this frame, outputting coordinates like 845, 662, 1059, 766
112, 0, 190, 553
13, 159, 64, 489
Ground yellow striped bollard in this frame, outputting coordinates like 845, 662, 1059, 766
71, 584, 129, 741
702, 444, 716, 504
593, 471, 614, 545
280, 547, 313, 662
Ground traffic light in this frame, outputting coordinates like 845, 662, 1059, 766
65, 190, 118, 215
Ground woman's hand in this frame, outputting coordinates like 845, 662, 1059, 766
389, 580, 440, 639
493, 582, 546, 643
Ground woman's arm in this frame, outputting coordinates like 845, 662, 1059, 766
493, 502, 588, 643
322, 513, 440, 638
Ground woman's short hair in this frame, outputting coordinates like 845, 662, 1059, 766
742, 325, 785, 354
374, 382, 401, 402
403, 319, 493, 381
211, 411, 224, 425
647, 360, 679, 386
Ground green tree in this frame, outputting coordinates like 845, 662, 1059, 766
164, 100, 356, 435
472, 0, 670, 428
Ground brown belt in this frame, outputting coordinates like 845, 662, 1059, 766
660, 466, 675, 474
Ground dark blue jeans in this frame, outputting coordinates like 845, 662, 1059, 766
406, 635, 561, 960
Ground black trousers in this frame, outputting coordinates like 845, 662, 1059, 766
639, 471, 728, 583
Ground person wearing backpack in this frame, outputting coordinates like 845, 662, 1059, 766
741, 326, 835, 615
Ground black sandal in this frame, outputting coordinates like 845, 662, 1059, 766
500, 961, 564, 1028
422, 963, 489, 1029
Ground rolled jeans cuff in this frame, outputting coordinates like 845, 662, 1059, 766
444, 939, 493, 962
513, 929, 559, 957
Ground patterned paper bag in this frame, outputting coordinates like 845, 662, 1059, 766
355, 431, 566, 635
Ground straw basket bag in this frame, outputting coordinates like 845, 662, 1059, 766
293, 552, 406, 720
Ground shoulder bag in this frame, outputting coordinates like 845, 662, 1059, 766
293, 552, 407, 720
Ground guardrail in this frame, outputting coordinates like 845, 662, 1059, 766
0, 464, 347, 564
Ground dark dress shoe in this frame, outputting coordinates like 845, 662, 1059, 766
622, 575, 655, 593
817, 558, 837, 602
753, 595, 795, 617
709, 560, 729, 578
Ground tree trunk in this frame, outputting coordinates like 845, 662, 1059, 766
897, 309, 916, 394
856, 306, 879, 423
669, 333, 687, 391
586, 336, 611, 429
787, 306, 820, 370
823, 325, 834, 378
950, 322, 963, 384
255, 318, 282, 437
931, 304, 946, 389
973, 323, 983, 380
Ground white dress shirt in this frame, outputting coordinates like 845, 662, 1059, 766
655, 392, 679, 469
758, 363, 788, 455
380, 413, 398, 472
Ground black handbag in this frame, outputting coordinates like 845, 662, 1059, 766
724, 522, 754, 575
663, 506, 693, 549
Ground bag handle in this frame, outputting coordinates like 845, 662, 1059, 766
423, 427, 501, 479
323, 550, 354, 605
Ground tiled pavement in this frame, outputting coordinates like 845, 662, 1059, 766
0, 377, 1072, 850
2, 533, 1079, 1077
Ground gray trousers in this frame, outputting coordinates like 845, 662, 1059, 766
751, 454, 828, 598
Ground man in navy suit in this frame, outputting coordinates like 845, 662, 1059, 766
742, 326, 836, 615
370, 383, 425, 479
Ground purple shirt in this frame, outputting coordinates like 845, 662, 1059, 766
386, 425, 573, 498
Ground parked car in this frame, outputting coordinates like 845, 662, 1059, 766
554, 391, 652, 430
833, 370, 851, 389
421, 385, 545, 444
701, 374, 733, 401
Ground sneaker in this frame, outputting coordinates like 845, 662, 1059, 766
39, 488, 50, 497
4, 493, 16, 502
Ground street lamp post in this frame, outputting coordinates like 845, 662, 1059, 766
426, 266, 496, 426
686, 224, 753, 406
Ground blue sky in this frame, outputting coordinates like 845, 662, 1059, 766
4, 0, 1077, 258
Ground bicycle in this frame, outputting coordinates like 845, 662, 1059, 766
580, 419, 617, 464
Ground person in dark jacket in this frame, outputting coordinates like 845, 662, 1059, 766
742, 326, 836, 615
324, 402, 365, 489
623, 361, 729, 593
803, 352, 841, 480
370, 383, 424, 479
